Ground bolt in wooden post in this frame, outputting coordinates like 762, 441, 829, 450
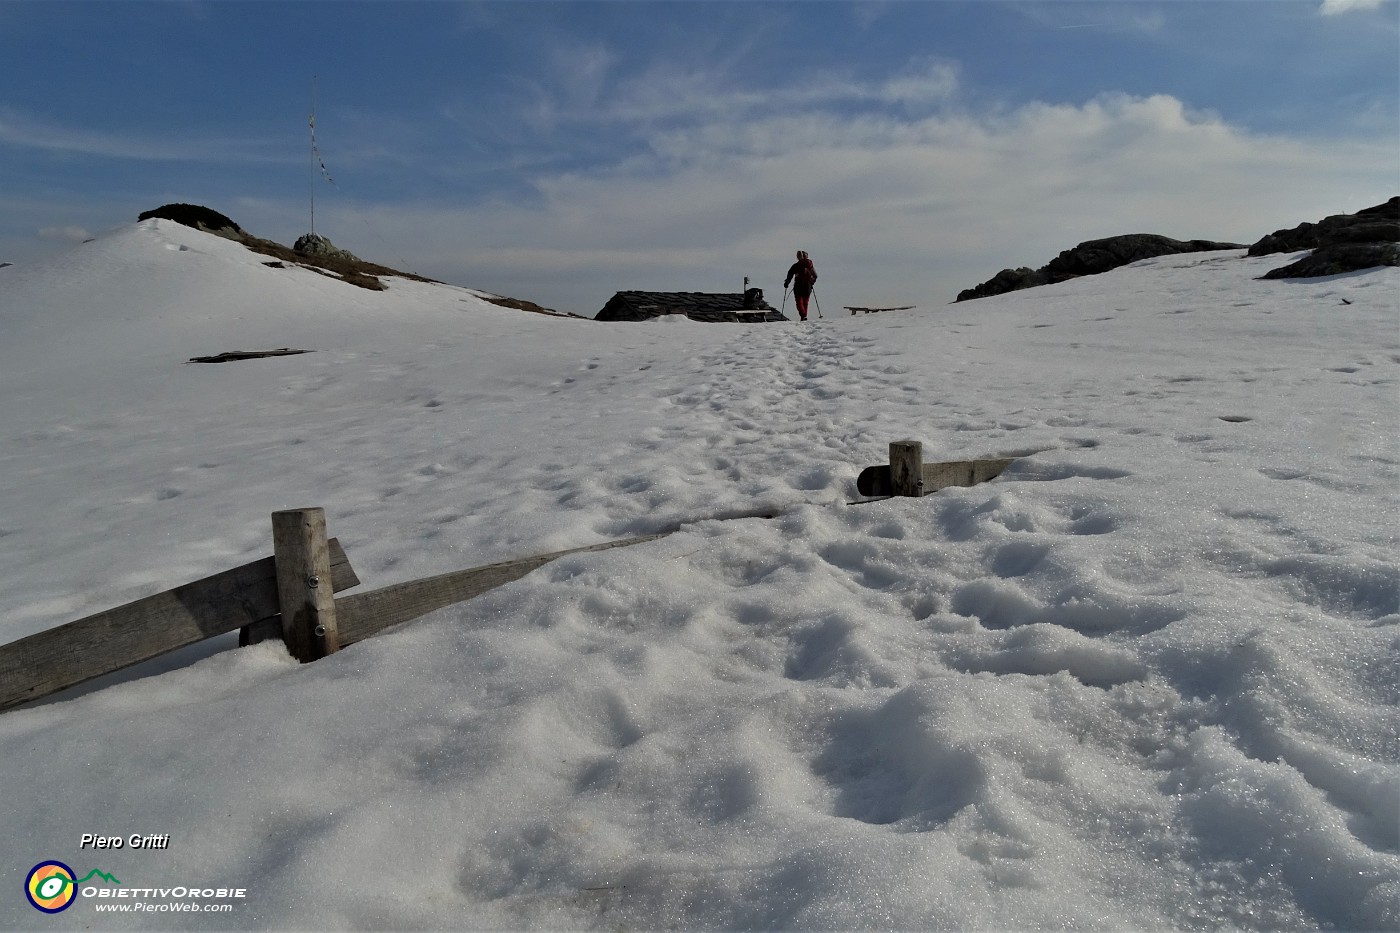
272, 508, 340, 662
890, 440, 924, 497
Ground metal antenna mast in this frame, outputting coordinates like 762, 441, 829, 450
309, 77, 317, 237
306, 78, 338, 239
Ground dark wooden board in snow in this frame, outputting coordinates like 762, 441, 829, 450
187, 348, 313, 363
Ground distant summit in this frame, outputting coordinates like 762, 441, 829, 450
133, 201, 573, 315
134, 202, 406, 291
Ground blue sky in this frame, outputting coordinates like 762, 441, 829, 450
2, 1, 1396, 315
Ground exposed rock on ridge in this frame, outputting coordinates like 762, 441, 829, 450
293, 232, 361, 265
1249, 197, 1399, 256
138, 203, 244, 239
1252, 197, 1399, 279
956, 233, 1245, 302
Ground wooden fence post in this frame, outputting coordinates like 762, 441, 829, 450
889, 440, 924, 497
272, 508, 340, 662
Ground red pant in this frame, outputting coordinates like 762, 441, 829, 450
794, 291, 810, 319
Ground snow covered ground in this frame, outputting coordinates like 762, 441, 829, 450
1, 219, 1396, 930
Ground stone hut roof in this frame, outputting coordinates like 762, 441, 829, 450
595, 290, 787, 323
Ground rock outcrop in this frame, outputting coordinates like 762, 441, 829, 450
1252, 197, 1399, 279
1249, 198, 1399, 256
1260, 242, 1399, 279
957, 233, 1245, 301
293, 232, 361, 264
138, 203, 244, 239
958, 267, 1045, 302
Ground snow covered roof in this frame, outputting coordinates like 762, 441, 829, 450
595, 289, 786, 323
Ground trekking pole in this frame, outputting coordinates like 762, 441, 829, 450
813, 289, 823, 319
782, 287, 789, 314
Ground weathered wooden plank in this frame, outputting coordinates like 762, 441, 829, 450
272, 508, 340, 662
890, 440, 925, 497
856, 458, 1019, 498
0, 540, 357, 712
336, 533, 671, 647
924, 458, 1018, 491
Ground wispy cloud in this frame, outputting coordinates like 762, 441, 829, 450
851, 1, 896, 31
517, 34, 959, 130
38, 225, 92, 243
1318, 0, 1387, 14
0, 107, 287, 164
1017, 3, 1167, 34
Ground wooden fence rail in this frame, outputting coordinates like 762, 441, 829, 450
857, 441, 1017, 498
334, 533, 669, 646
0, 518, 696, 713
0, 442, 1013, 714
0, 538, 359, 712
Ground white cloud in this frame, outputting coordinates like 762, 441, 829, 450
1318, 0, 1387, 14
303, 91, 1396, 316
876, 60, 961, 106
38, 225, 92, 243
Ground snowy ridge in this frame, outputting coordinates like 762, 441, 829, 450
0, 224, 1397, 929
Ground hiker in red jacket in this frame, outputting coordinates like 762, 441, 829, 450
784, 250, 818, 321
